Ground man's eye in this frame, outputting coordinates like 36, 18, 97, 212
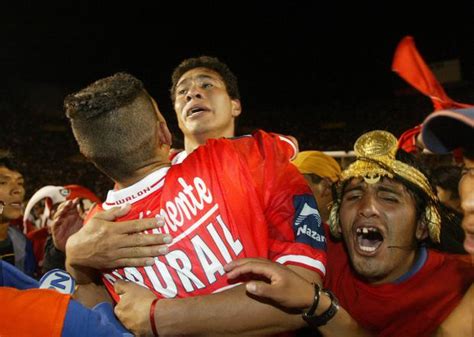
177, 89, 187, 95
202, 83, 213, 89
344, 194, 361, 201
379, 194, 398, 202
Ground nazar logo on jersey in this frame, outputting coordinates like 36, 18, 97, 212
293, 194, 326, 250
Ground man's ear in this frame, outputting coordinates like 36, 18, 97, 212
415, 218, 429, 241
231, 99, 242, 117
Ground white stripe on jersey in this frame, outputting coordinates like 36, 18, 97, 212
275, 254, 326, 276
103, 166, 169, 209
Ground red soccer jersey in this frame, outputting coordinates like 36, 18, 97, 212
324, 230, 474, 337
89, 130, 327, 302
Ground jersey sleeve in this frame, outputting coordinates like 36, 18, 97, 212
243, 130, 327, 277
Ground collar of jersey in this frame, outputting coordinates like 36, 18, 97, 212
103, 166, 170, 209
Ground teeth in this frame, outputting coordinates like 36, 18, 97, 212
356, 227, 379, 234
360, 246, 376, 252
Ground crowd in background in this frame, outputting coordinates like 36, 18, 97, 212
2, 81, 474, 201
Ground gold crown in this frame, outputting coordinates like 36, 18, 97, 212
329, 130, 440, 242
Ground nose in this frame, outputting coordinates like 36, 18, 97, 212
358, 193, 379, 218
185, 84, 203, 102
10, 182, 24, 197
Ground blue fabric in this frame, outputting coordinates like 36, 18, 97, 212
62, 301, 133, 337
394, 246, 428, 283
23, 239, 37, 276
0, 262, 132, 337
0, 260, 39, 289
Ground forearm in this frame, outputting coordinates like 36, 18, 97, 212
73, 282, 113, 308
317, 293, 373, 337
65, 256, 101, 285
155, 285, 305, 336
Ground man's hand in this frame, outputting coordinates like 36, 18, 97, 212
225, 258, 314, 310
114, 280, 157, 337
51, 199, 85, 252
66, 203, 172, 270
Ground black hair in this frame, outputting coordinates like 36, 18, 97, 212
65, 72, 159, 181
430, 165, 462, 200
170, 56, 240, 103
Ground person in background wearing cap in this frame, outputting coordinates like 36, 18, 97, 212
292, 151, 341, 224
421, 107, 474, 337
22, 184, 101, 274
0, 155, 36, 276
226, 130, 474, 337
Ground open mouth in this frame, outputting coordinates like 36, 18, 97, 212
355, 227, 384, 254
186, 106, 210, 118
9, 202, 23, 209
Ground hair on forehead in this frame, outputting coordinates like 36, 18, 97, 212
65, 72, 145, 120
170, 55, 240, 102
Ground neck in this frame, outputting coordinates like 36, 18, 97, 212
115, 161, 170, 189
0, 222, 9, 241
184, 128, 235, 154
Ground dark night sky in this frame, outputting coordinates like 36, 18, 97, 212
2, 1, 474, 120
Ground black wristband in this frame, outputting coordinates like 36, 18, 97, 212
302, 288, 339, 328
302, 283, 321, 318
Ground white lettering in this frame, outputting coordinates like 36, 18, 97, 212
145, 261, 177, 298
165, 250, 205, 293
216, 215, 243, 255
124, 267, 146, 287
191, 235, 225, 284
207, 223, 232, 263
297, 225, 325, 242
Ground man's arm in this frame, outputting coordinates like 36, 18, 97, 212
65, 204, 171, 284
225, 258, 373, 337
432, 283, 474, 337
114, 265, 321, 337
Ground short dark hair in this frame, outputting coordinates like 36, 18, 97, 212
430, 165, 462, 200
0, 153, 21, 173
170, 56, 240, 103
65, 72, 159, 181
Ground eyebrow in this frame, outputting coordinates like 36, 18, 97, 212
176, 74, 219, 88
377, 185, 402, 195
0, 174, 23, 180
343, 184, 364, 194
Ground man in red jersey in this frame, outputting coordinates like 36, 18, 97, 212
225, 130, 473, 337
64, 72, 326, 336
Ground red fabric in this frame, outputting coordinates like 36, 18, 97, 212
392, 36, 471, 110
86, 130, 326, 303
0, 287, 70, 337
397, 124, 422, 153
26, 227, 49, 269
324, 228, 474, 337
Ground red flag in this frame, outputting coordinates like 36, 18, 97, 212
392, 36, 471, 110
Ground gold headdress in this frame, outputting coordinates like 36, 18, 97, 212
328, 130, 441, 242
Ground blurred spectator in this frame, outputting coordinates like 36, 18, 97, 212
0, 155, 36, 276
22, 184, 100, 273
292, 151, 341, 223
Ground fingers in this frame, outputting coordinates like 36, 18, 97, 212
245, 280, 275, 297
92, 204, 132, 222
114, 279, 129, 296
224, 257, 273, 272
119, 232, 172, 249
89, 205, 165, 235
226, 261, 278, 281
